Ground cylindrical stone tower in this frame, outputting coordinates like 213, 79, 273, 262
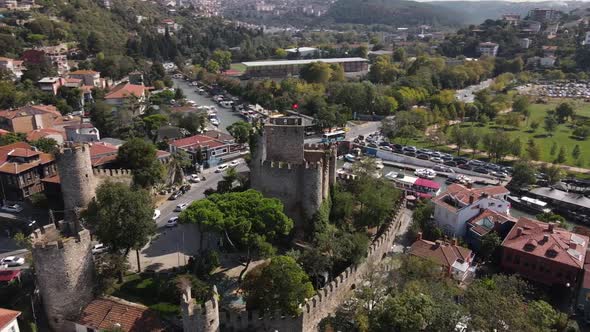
56, 142, 96, 226
31, 222, 95, 332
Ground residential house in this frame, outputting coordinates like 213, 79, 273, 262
38, 77, 64, 95
161, 18, 180, 32
501, 217, 589, 286
68, 70, 102, 87
0, 142, 57, 201
0, 308, 21, 332
65, 123, 100, 142
433, 184, 510, 237
0, 105, 61, 133
169, 131, 238, 165
89, 142, 119, 168
104, 83, 148, 114
465, 209, 517, 251
502, 14, 520, 26
26, 128, 65, 145
529, 8, 561, 22
22, 44, 69, 75
576, 255, 590, 321
520, 38, 531, 49
0, 57, 25, 80
408, 233, 476, 281
74, 297, 165, 332
478, 42, 499, 57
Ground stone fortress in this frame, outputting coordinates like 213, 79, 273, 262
29, 142, 131, 332
249, 116, 337, 229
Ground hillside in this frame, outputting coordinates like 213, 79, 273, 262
326, 0, 466, 27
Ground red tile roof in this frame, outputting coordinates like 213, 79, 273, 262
8, 147, 40, 158
69, 69, 99, 75
170, 134, 226, 150
0, 105, 60, 120
502, 217, 589, 269
0, 308, 21, 330
77, 297, 165, 332
409, 239, 473, 270
105, 83, 146, 100
0, 142, 33, 163
89, 142, 118, 167
203, 130, 234, 142
0, 142, 54, 174
41, 175, 60, 184
433, 183, 509, 212
467, 209, 517, 236
26, 128, 66, 142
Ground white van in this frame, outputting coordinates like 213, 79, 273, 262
219, 100, 234, 108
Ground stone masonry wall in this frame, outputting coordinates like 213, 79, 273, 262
185, 202, 406, 332
264, 118, 305, 163
56, 143, 96, 223
31, 222, 95, 332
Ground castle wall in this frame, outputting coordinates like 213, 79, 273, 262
92, 168, 133, 187
31, 223, 95, 332
301, 162, 323, 222
185, 202, 407, 332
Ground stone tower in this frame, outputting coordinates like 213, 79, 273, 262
250, 116, 336, 230
31, 222, 95, 332
55, 142, 96, 227
181, 285, 220, 332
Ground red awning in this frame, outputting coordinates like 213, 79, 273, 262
0, 270, 21, 282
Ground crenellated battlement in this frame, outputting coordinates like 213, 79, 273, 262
303, 143, 328, 151
30, 222, 91, 250
92, 168, 132, 176
260, 160, 295, 170
268, 117, 302, 126
58, 141, 90, 155
303, 161, 322, 169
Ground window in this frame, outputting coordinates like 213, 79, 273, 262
514, 255, 520, 265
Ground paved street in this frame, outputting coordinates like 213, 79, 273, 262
305, 120, 382, 144
173, 78, 243, 134
130, 161, 249, 271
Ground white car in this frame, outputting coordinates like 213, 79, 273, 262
189, 174, 201, 183
174, 203, 189, 212
215, 164, 228, 173
1, 256, 25, 267
1, 204, 23, 213
92, 244, 109, 255
153, 209, 161, 220
166, 217, 179, 228
229, 160, 240, 167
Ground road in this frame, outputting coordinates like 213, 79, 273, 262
455, 78, 494, 103
130, 161, 249, 271
305, 120, 382, 144
172, 78, 243, 134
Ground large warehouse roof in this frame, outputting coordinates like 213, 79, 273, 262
242, 57, 368, 67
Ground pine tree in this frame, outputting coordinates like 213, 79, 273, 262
550, 142, 557, 156
556, 146, 567, 164
572, 145, 581, 160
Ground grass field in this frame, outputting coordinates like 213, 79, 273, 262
230, 63, 246, 73
392, 99, 590, 168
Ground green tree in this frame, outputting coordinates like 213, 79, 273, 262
176, 112, 206, 134
556, 146, 567, 164
464, 127, 480, 157
205, 60, 220, 73
510, 161, 537, 187
84, 182, 156, 278
555, 102, 575, 123
530, 120, 540, 132
117, 138, 164, 188
90, 100, 116, 137
544, 165, 564, 185
0, 132, 25, 146
480, 232, 501, 262
243, 255, 314, 315
544, 116, 557, 136
179, 190, 293, 280
372, 288, 435, 332
30, 137, 58, 154
211, 50, 232, 71
572, 145, 581, 160
300, 62, 333, 84
142, 114, 169, 142
226, 121, 253, 144
550, 142, 557, 156
525, 139, 541, 160
512, 95, 530, 114
573, 125, 590, 139
450, 126, 466, 155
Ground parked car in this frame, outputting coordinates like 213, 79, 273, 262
92, 244, 109, 255
216, 164, 229, 173
175, 203, 189, 212
404, 151, 417, 157
392, 144, 403, 150
468, 160, 485, 167
403, 146, 417, 153
169, 191, 182, 200
229, 160, 240, 167
166, 217, 179, 228
430, 157, 444, 163
444, 161, 458, 167
381, 146, 393, 152
417, 154, 430, 160
453, 157, 469, 164
0, 256, 25, 267
491, 171, 508, 178
474, 167, 489, 174
458, 164, 472, 170
433, 165, 452, 173
1, 204, 23, 213
441, 154, 454, 161
153, 209, 161, 220
180, 184, 191, 193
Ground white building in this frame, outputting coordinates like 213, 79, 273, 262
478, 42, 499, 57
285, 47, 319, 57
65, 123, 100, 142
583, 31, 590, 45
0, 57, 24, 80
432, 184, 510, 237
520, 38, 531, 49
0, 308, 21, 332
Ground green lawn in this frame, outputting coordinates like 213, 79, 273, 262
110, 274, 180, 317
230, 63, 246, 73
391, 99, 590, 168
